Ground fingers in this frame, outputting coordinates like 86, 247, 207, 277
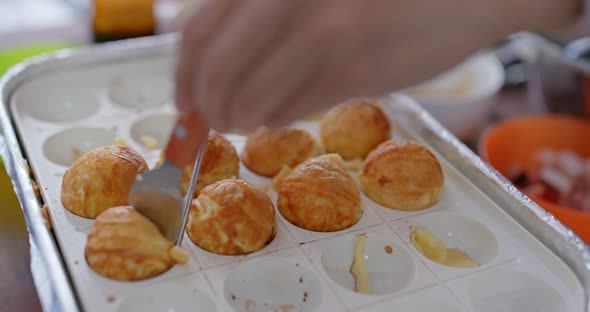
260, 47, 393, 129
223, 21, 324, 131
196, 0, 300, 132
174, 0, 240, 112
262, 66, 356, 130
261, 73, 330, 129
173, 0, 504, 135
175, 0, 353, 131
224, 6, 366, 130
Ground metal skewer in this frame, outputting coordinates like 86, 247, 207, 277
176, 140, 207, 245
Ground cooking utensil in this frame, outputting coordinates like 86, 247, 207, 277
128, 111, 208, 244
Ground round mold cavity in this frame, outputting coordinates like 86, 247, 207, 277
409, 212, 499, 267
321, 234, 415, 295
43, 127, 117, 167
117, 281, 217, 312
224, 257, 323, 312
130, 113, 175, 149
15, 87, 99, 122
469, 270, 567, 312
109, 75, 172, 109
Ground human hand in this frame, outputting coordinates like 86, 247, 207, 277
175, 0, 580, 132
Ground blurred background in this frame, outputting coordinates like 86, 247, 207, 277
0, 1, 589, 311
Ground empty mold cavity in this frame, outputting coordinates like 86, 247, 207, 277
469, 270, 567, 312
409, 212, 498, 267
321, 234, 415, 295
130, 113, 175, 150
117, 281, 217, 312
224, 257, 322, 312
43, 127, 116, 167
109, 75, 171, 108
14, 87, 99, 122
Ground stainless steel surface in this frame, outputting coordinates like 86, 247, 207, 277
1, 33, 590, 311
129, 159, 184, 243
177, 142, 207, 245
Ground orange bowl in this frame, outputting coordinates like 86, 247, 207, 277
479, 115, 590, 243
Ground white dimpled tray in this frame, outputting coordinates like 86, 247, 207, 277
10, 55, 585, 312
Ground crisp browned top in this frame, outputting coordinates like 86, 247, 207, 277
319, 99, 390, 159
242, 126, 318, 177
187, 179, 276, 255
181, 131, 240, 197
277, 155, 362, 232
360, 140, 444, 210
84, 206, 174, 281
200, 131, 238, 174
60, 145, 148, 219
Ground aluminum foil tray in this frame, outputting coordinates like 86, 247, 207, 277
1, 34, 590, 312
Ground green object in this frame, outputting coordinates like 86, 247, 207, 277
0, 43, 76, 164
0, 43, 76, 77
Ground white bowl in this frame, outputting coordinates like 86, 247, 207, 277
406, 51, 504, 140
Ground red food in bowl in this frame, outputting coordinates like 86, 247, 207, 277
479, 115, 590, 243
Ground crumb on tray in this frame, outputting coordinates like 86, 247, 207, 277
344, 158, 365, 171
32, 180, 40, 198
41, 204, 52, 230
279, 304, 295, 311
169, 245, 190, 264
112, 136, 127, 146
140, 135, 158, 150
384, 245, 393, 254
23, 160, 32, 175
